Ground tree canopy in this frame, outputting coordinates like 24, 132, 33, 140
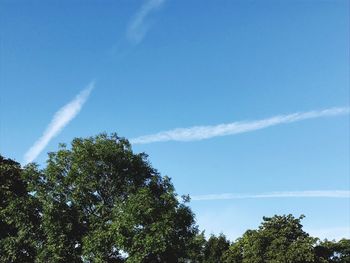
1, 134, 198, 262
222, 215, 350, 263
1, 133, 349, 263
222, 215, 316, 263
0, 156, 40, 262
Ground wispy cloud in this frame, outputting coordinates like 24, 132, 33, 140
130, 107, 349, 144
24, 82, 94, 164
127, 0, 165, 44
190, 190, 350, 201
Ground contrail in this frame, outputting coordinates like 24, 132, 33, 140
24, 82, 94, 164
190, 190, 350, 201
127, 0, 166, 44
130, 107, 349, 144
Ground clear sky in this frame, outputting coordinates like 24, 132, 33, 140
1, 0, 349, 240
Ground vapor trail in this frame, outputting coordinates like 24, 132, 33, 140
24, 82, 94, 164
130, 107, 349, 144
127, 0, 166, 44
191, 190, 350, 201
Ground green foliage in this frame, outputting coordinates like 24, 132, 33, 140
1, 134, 198, 262
184, 232, 207, 263
315, 239, 350, 263
222, 215, 317, 263
1, 134, 350, 262
0, 156, 40, 262
112, 179, 198, 262
202, 234, 230, 263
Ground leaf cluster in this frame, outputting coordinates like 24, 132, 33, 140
1, 134, 198, 262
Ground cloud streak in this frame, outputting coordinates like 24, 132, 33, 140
130, 107, 349, 144
127, 0, 165, 44
190, 190, 350, 201
24, 82, 94, 164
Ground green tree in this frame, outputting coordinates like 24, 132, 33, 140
315, 239, 350, 263
24, 133, 199, 262
202, 234, 230, 263
185, 232, 207, 263
0, 156, 41, 262
222, 214, 316, 263
2, 134, 350, 262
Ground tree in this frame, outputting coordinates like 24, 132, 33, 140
184, 232, 207, 263
222, 214, 316, 263
2, 133, 350, 262
315, 239, 350, 263
23, 133, 199, 262
0, 156, 41, 262
202, 234, 230, 263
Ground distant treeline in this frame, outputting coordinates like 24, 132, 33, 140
1, 134, 349, 262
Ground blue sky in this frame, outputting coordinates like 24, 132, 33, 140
1, 0, 349, 240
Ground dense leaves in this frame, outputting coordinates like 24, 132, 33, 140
1, 133, 349, 262
222, 215, 316, 263
0, 156, 41, 262
222, 215, 350, 263
202, 234, 230, 263
1, 134, 199, 262
315, 239, 350, 263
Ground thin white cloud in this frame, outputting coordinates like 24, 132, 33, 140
190, 190, 350, 201
127, 0, 165, 44
130, 107, 350, 144
24, 82, 94, 164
